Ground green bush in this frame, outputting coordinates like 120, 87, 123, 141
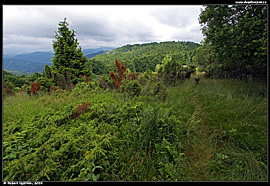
121, 80, 142, 97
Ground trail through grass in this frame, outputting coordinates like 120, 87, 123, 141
3, 77, 267, 181
184, 77, 267, 181
186, 86, 213, 181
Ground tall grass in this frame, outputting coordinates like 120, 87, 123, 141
3, 77, 267, 181
191, 77, 267, 181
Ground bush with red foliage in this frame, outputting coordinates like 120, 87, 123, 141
71, 102, 91, 119
79, 74, 90, 83
3, 82, 15, 96
109, 58, 126, 89
50, 86, 57, 92
109, 58, 137, 89
30, 82, 40, 95
127, 73, 138, 80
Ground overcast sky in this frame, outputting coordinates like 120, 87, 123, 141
3, 5, 204, 55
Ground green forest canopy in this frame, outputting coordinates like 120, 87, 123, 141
198, 5, 267, 80
89, 41, 200, 74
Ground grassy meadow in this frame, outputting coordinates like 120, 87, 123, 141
3, 75, 267, 181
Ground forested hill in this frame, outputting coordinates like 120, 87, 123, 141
89, 41, 201, 74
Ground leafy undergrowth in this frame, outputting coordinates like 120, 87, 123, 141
3, 77, 267, 181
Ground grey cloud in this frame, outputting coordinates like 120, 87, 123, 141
4, 7, 61, 39
113, 20, 157, 42
4, 34, 53, 54
73, 16, 156, 47
72, 19, 117, 42
150, 6, 201, 28
3, 5, 203, 54
171, 27, 203, 43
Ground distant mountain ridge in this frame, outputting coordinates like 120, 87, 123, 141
11, 51, 54, 65
3, 47, 115, 75
3, 58, 47, 74
82, 47, 115, 55
2, 42, 201, 76
86, 50, 108, 59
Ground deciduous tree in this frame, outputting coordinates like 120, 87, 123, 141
199, 5, 267, 80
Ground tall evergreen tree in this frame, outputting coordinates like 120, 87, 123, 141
52, 18, 91, 83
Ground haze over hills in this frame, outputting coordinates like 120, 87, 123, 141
3, 41, 200, 76
3, 47, 115, 75
3, 58, 47, 74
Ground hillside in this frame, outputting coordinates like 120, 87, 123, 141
3, 58, 48, 74
86, 50, 108, 59
3, 41, 200, 76
3, 69, 32, 77
94, 41, 200, 63
12, 51, 54, 65
3, 48, 114, 75
90, 41, 200, 73
83, 47, 115, 55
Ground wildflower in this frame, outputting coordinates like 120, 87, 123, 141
84, 151, 94, 160
133, 106, 136, 108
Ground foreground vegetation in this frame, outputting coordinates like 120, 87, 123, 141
3, 5, 267, 181
3, 75, 267, 181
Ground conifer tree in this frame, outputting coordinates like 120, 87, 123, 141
52, 17, 91, 83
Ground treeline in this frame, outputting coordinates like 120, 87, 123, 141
3, 70, 42, 97
197, 5, 267, 81
3, 70, 41, 88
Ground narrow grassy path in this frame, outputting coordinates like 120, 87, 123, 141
186, 86, 214, 181
183, 78, 267, 181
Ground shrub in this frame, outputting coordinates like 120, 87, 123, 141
21, 84, 31, 94
139, 70, 154, 86
151, 81, 167, 99
160, 55, 183, 85
127, 72, 138, 81
30, 82, 40, 95
3, 82, 15, 97
36, 76, 54, 92
79, 74, 90, 83
109, 58, 127, 89
121, 80, 142, 97
109, 58, 138, 90
50, 86, 58, 92
71, 102, 91, 119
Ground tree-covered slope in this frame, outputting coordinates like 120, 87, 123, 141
12, 52, 53, 65
3, 58, 47, 74
90, 41, 201, 73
